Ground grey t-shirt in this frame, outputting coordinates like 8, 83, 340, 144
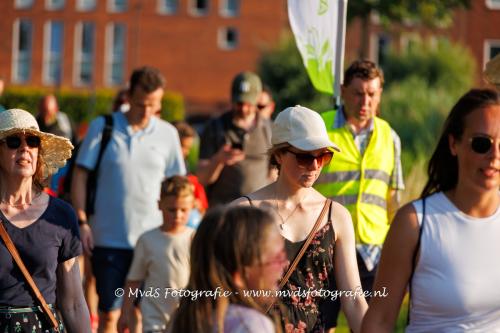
199, 111, 271, 206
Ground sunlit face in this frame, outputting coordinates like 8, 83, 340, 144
244, 225, 287, 306
341, 77, 382, 125
127, 87, 164, 123
257, 91, 275, 119
233, 101, 257, 120
449, 105, 500, 192
0, 133, 39, 180
180, 137, 194, 159
159, 195, 194, 230
277, 147, 333, 188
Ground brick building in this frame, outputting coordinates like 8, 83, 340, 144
0, 0, 499, 116
0, 0, 288, 115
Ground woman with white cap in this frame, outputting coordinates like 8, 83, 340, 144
0, 109, 90, 332
234, 106, 368, 332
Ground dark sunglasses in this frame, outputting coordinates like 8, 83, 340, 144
285, 149, 333, 167
469, 135, 499, 154
1, 135, 41, 149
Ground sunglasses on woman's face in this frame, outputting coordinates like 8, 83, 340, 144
0, 135, 41, 150
285, 149, 333, 167
469, 135, 499, 154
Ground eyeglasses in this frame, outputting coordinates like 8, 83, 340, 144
257, 104, 269, 110
469, 135, 499, 154
285, 149, 333, 167
0, 135, 41, 150
259, 252, 289, 268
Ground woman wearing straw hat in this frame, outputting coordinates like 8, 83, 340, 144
0, 109, 90, 332
234, 106, 368, 333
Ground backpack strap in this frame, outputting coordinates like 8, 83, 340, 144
85, 114, 114, 215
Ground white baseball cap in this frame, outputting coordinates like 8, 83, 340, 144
271, 105, 340, 152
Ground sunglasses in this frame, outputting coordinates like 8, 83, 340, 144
469, 135, 499, 154
285, 149, 333, 167
0, 135, 41, 150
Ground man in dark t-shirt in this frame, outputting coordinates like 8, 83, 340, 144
197, 71, 272, 206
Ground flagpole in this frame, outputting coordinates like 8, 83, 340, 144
334, 0, 348, 110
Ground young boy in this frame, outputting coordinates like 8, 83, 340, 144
117, 176, 196, 333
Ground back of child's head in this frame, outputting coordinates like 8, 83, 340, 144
160, 175, 194, 199
172, 121, 196, 140
171, 205, 278, 333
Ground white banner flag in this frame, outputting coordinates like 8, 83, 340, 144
288, 0, 348, 96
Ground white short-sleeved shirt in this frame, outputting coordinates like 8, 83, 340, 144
127, 227, 194, 332
76, 112, 186, 248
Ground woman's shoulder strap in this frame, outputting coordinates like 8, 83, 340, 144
241, 195, 253, 206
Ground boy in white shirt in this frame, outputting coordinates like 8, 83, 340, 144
118, 176, 195, 333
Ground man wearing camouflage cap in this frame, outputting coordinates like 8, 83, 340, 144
197, 71, 272, 205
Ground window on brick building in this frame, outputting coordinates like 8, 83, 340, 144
74, 22, 95, 85
14, 0, 34, 9
158, 0, 178, 14
486, 0, 500, 9
218, 27, 238, 50
105, 23, 126, 86
484, 40, 500, 67
371, 33, 391, 67
46, 0, 65, 10
12, 19, 32, 83
190, 0, 209, 16
108, 0, 127, 12
220, 0, 239, 17
43, 21, 64, 85
76, 0, 96, 11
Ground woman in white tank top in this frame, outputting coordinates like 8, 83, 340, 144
361, 89, 500, 332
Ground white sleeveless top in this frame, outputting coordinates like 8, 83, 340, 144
407, 192, 500, 333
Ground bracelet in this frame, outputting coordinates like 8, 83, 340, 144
78, 219, 88, 226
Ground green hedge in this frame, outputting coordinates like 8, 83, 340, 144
1, 87, 185, 125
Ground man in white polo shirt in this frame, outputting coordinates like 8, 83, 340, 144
72, 66, 185, 333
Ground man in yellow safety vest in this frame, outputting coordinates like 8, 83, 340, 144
315, 60, 405, 330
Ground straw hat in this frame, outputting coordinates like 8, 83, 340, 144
484, 54, 500, 90
0, 109, 73, 176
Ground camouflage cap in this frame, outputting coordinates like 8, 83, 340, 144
231, 71, 262, 105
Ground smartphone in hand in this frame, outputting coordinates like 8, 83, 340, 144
231, 142, 244, 150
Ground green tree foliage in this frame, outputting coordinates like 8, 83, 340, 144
348, 0, 470, 26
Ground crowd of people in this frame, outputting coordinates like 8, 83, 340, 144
0, 59, 499, 333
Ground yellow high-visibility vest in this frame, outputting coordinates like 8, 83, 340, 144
315, 110, 395, 245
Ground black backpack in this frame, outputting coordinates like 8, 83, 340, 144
59, 114, 113, 215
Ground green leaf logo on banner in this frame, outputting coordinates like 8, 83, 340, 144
288, 0, 345, 96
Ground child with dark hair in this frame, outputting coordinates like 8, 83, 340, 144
118, 176, 195, 333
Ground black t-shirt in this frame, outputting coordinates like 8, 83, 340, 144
0, 196, 82, 306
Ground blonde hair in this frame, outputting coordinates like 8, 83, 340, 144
160, 175, 194, 199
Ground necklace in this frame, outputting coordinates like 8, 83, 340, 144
273, 188, 308, 231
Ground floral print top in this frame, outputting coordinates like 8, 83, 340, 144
277, 203, 335, 333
